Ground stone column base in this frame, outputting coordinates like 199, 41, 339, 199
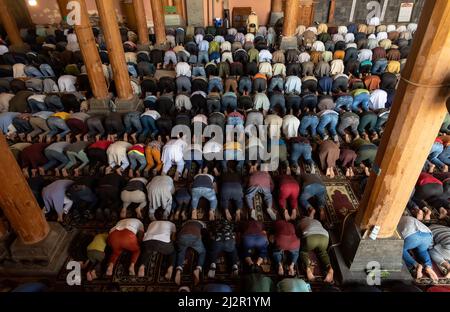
329, 214, 412, 284
270, 12, 284, 26
280, 36, 298, 50
114, 94, 143, 113
88, 96, 112, 114
0, 222, 77, 277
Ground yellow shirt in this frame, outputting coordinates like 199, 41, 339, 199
87, 233, 108, 252
224, 142, 242, 151
386, 61, 400, 74
52, 112, 70, 120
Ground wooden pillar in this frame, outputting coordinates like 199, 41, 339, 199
174, 0, 186, 20
272, 0, 283, 12
73, 0, 109, 99
0, 133, 49, 244
96, 0, 133, 100
0, 0, 24, 46
133, 0, 149, 44
151, 0, 167, 45
356, 0, 450, 238
328, 0, 336, 24
297, 0, 314, 26
121, 0, 138, 32
57, 0, 69, 21
283, 0, 298, 37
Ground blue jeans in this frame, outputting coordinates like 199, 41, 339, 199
273, 249, 299, 266
438, 146, 450, 166
192, 66, 206, 77
221, 94, 238, 111
47, 117, 71, 139
290, 143, 313, 166
299, 115, 319, 137
191, 187, 217, 211
176, 234, 206, 269
209, 239, 239, 265
43, 149, 69, 170
24, 66, 43, 78
127, 63, 138, 78
184, 149, 203, 173
140, 115, 158, 139
335, 95, 353, 111
222, 150, 244, 173
270, 93, 286, 114
317, 114, 338, 138
403, 231, 433, 269
374, 114, 389, 133
352, 93, 370, 112
242, 234, 268, 258
427, 142, 446, 169
128, 152, 147, 171
39, 64, 55, 77
239, 77, 252, 93
124, 112, 143, 136
198, 51, 209, 64
299, 183, 327, 212
371, 58, 388, 75
245, 185, 272, 209
268, 77, 284, 93
208, 78, 223, 93
28, 99, 48, 114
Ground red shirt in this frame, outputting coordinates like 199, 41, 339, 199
274, 220, 300, 251
89, 140, 113, 150
417, 172, 442, 187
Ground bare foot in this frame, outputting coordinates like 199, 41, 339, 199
74, 168, 80, 177
61, 168, 69, 177
38, 167, 46, 176
306, 266, 315, 281
284, 209, 290, 221
364, 166, 370, 176
439, 207, 448, 220
291, 209, 297, 220
329, 167, 335, 178
324, 266, 334, 283
174, 171, 180, 182
106, 263, 114, 276
128, 170, 134, 178
444, 165, 449, 173
429, 164, 436, 173
54, 168, 61, 177
175, 269, 182, 285
308, 207, 316, 218
344, 133, 351, 144
86, 271, 93, 281
414, 208, 424, 221
191, 209, 198, 220
209, 210, 215, 221
181, 210, 187, 221
174, 210, 180, 221
138, 265, 146, 277
120, 208, 127, 219
225, 209, 232, 221
129, 264, 135, 276
193, 268, 201, 285
346, 168, 351, 177
22, 168, 29, 179
415, 264, 423, 279
235, 210, 241, 222
278, 264, 284, 276
116, 168, 123, 176
423, 207, 432, 221
349, 167, 355, 177
91, 270, 97, 280
288, 264, 295, 277
320, 209, 326, 221
165, 266, 173, 280
424, 266, 439, 282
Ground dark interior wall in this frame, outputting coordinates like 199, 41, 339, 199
314, 0, 425, 25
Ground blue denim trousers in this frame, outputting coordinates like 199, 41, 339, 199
299, 115, 319, 137
403, 231, 433, 269
268, 77, 284, 92
209, 239, 239, 265
270, 93, 286, 114
43, 149, 69, 170
290, 143, 313, 166
192, 66, 206, 77
335, 95, 353, 111
242, 234, 269, 258
28, 99, 48, 114
124, 112, 143, 135
176, 234, 206, 269
428, 142, 446, 169
371, 58, 388, 75
352, 93, 370, 112
208, 78, 223, 93
47, 117, 71, 139
273, 249, 299, 266
438, 146, 450, 166
239, 77, 252, 93
128, 152, 147, 171
198, 51, 209, 64
221, 94, 238, 111
299, 183, 327, 212
317, 114, 338, 138
374, 114, 389, 133
140, 115, 158, 139
191, 187, 218, 211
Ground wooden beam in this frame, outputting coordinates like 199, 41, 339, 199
283, 0, 298, 37
0, 0, 24, 46
133, 0, 149, 44
96, 0, 133, 100
328, 0, 336, 24
272, 0, 283, 12
0, 133, 49, 244
356, 0, 450, 238
56, 0, 69, 20
174, 0, 186, 20
73, 0, 109, 99
121, 0, 138, 32
151, 0, 166, 45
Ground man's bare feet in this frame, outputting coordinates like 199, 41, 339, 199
182, 169, 189, 179
235, 210, 241, 222
191, 209, 198, 220
26, 134, 32, 142
288, 264, 295, 277
120, 208, 127, 219
286, 166, 291, 175
175, 269, 182, 285
414, 208, 424, 221
225, 209, 232, 221
329, 167, 335, 178
174, 171, 180, 182
193, 267, 201, 285
429, 164, 436, 173
116, 168, 123, 176
106, 263, 114, 276
346, 168, 351, 177
284, 209, 290, 221
165, 266, 173, 280
90, 270, 97, 280
415, 264, 423, 279
324, 266, 334, 283
424, 266, 439, 282
291, 209, 297, 220
138, 265, 146, 277
349, 167, 355, 177
344, 133, 351, 144
319, 209, 326, 221
278, 264, 284, 276
38, 167, 46, 176
306, 266, 315, 281
423, 207, 432, 221
74, 168, 80, 177
444, 165, 449, 173
129, 263, 135, 276
439, 207, 448, 220
181, 210, 187, 221
61, 168, 69, 177
87, 271, 93, 281
364, 166, 370, 177
54, 168, 61, 177
130, 133, 137, 144
174, 210, 180, 221
209, 210, 215, 221
308, 207, 316, 218
22, 168, 29, 179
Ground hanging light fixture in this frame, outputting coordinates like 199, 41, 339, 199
28, 0, 38, 6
